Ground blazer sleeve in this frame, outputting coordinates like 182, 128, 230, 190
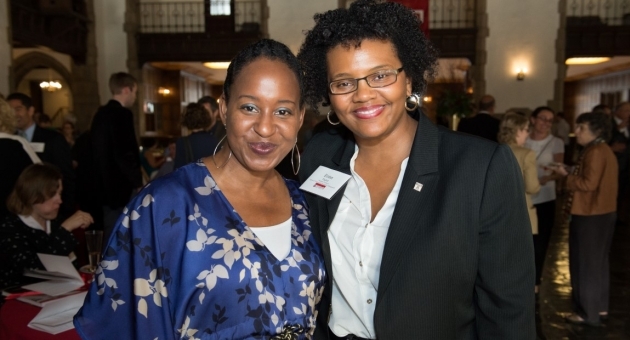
523, 150, 541, 195
475, 145, 536, 339
566, 148, 605, 192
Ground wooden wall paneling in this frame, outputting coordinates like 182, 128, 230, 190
565, 68, 630, 124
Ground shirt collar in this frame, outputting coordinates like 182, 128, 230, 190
20, 123, 36, 142
18, 214, 51, 234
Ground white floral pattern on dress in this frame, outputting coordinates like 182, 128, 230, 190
74, 161, 326, 340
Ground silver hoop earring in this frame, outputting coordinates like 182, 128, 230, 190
291, 142, 300, 175
212, 135, 232, 169
405, 93, 420, 112
327, 111, 340, 125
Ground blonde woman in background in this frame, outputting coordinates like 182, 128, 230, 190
499, 113, 541, 238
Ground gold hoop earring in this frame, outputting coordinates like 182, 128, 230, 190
327, 111, 340, 125
405, 93, 420, 112
212, 135, 232, 168
291, 142, 300, 175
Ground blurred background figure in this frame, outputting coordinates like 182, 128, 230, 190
499, 112, 540, 240
174, 102, 218, 169
0, 163, 93, 289
198, 95, 225, 141
61, 121, 76, 148
554, 112, 617, 327
139, 137, 165, 181
525, 106, 565, 293
610, 102, 630, 225
0, 98, 41, 219
6, 92, 75, 220
457, 94, 500, 142
153, 138, 176, 178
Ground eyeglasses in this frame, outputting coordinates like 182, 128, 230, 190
329, 67, 404, 95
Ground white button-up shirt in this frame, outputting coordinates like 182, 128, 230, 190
328, 147, 409, 339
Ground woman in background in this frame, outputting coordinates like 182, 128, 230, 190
554, 112, 617, 326
499, 112, 540, 238
525, 106, 564, 293
0, 163, 93, 289
174, 103, 219, 169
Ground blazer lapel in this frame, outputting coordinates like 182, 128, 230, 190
324, 136, 355, 233
377, 113, 440, 300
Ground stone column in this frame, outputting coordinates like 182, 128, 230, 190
72, 0, 101, 132
0, 0, 11, 96
470, 0, 488, 102
550, 0, 567, 112
125, 0, 143, 137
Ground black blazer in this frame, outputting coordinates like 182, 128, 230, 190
457, 112, 500, 143
91, 100, 142, 209
300, 113, 535, 340
32, 125, 76, 218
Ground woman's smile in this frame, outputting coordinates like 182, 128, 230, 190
248, 142, 277, 155
353, 105, 384, 119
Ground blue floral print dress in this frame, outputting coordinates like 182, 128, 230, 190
74, 161, 326, 340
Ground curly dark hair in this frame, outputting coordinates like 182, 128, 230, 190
181, 103, 211, 130
576, 112, 612, 142
223, 39, 304, 107
297, 0, 438, 110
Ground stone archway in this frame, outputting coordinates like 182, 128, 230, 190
11, 52, 73, 93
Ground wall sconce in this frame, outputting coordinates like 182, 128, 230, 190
423, 96, 432, 103
158, 87, 171, 96
516, 69, 526, 81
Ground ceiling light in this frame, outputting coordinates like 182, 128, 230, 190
565, 57, 611, 65
203, 62, 231, 69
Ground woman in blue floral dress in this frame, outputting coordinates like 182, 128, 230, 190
74, 39, 326, 340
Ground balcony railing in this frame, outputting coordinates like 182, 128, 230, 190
567, 0, 630, 25
140, 2, 205, 33
139, 0, 262, 33
429, 0, 475, 29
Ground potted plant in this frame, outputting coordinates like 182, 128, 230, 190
436, 90, 474, 130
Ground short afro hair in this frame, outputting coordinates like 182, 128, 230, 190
297, 0, 438, 110
223, 39, 304, 108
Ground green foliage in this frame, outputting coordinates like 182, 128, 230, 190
436, 90, 474, 118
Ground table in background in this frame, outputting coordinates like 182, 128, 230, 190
0, 299, 81, 340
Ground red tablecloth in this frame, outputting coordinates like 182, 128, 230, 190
0, 299, 81, 340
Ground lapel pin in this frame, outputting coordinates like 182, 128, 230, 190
414, 182, 423, 192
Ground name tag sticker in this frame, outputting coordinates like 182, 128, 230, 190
30, 142, 45, 153
300, 166, 351, 200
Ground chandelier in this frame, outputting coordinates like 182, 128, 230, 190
40, 69, 62, 92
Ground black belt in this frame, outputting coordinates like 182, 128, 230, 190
329, 328, 373, 340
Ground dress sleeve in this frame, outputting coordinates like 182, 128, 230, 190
523, 150, 541, 195
74, 192, 175, 340
474, 144, 536, 339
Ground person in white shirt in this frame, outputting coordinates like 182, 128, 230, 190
297, 1, 535, 339
525, 106, 565, 293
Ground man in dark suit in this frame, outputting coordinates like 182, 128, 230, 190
300, 111, 535, 340
457, 94, 501, 142
6, 93, 75, 219
91, 72, 143, 242
610, 101, 630, 222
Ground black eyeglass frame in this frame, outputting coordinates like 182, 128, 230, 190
328, 67, 405, 95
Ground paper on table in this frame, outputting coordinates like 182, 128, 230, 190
22, 254, 84, 296
28, 291, 87, 335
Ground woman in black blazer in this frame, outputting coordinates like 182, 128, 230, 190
297, 1, 535, 339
